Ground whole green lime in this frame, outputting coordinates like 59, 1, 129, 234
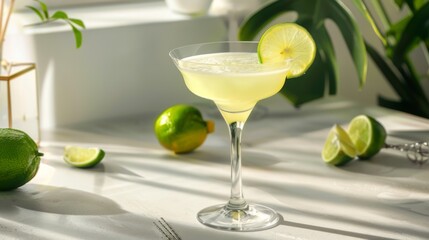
0, 128, 43, 191
154, 105, 214, 154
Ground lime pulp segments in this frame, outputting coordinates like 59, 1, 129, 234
64, 146, 105, 168
322, 124, 357, 166
257, 23, 316, 78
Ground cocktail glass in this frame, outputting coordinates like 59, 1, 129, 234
169, 41, 289, 231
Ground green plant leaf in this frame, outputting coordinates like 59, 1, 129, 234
353, 0, 387, 46
365, 42, 411, 103
35, 0, 49, 20
70, 24, 83, 48
404, 0, 429, 12
323, 0, 367, 88
377, 96, 409, 113
51, 11, 69, 20
395, 0, 405, 8
26, 6, 45, 21
415, 0, 429, 9
281, 49, 326, 106
239, 0, 305, 41
312, 24, 338, 95
387, 16, 411, 40
392, 2, 429, 61
69, 19, 86, 29
378, 95, 428, 117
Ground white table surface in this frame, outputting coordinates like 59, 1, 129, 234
1, 97, 429, 240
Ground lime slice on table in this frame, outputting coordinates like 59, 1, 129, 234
322, 124, 357, 166
257, 22, 316, 78
64, 146, 105, 168
348, 115, 387, 159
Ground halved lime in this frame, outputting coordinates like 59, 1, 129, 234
347, 115, 386, 159
257, 22, 316, 78
64, 146, 105, 168
322, 124, 357, 166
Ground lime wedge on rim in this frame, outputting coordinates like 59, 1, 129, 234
257, 23, 316, 78
64, 146, 105, 168
322, 124, 357, 166
347, 115, 386, 159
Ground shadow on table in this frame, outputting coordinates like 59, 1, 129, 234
339, 151, 429, 177
180, 147, 282, 168
388, 130, 429, 142
0, 184, 161, 239
279, 219, 396, 240
0, 184, 127, 215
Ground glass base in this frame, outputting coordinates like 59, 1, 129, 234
197, 203, 281, 232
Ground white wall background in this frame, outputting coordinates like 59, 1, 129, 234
4, 0, 428, 130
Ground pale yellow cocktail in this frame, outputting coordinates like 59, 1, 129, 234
178, 52, 288, 123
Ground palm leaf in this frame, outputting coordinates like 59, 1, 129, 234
322, 0, 367, 88
365, 42, 411, 103
313, 25, 338, 95
392, 2, 429, 62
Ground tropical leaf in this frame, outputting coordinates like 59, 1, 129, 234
395, 0, 405, 8
239, 0, 366, 106
313, 25, 338, 95
404, 0, 429, 12
392, 2, 429, 62
415, 0, 429, 9
323, 0, 367, 88
366, 41, 429, 117
353, 0, 387, 46
365, 42, 412, 103
387, 16, 411, 40
377, 96, 409, 113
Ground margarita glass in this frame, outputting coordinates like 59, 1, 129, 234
169, 41, 289, 231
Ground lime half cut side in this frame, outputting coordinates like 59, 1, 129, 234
322, 124, 357, 166
64, 146, 105, 168
348, 115, 387, 159
257, 23, 316, 78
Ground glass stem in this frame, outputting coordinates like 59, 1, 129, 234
227, 121, 248, 210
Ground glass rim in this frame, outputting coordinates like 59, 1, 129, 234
169, 41, 259, 56
169, 41, 289, 69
